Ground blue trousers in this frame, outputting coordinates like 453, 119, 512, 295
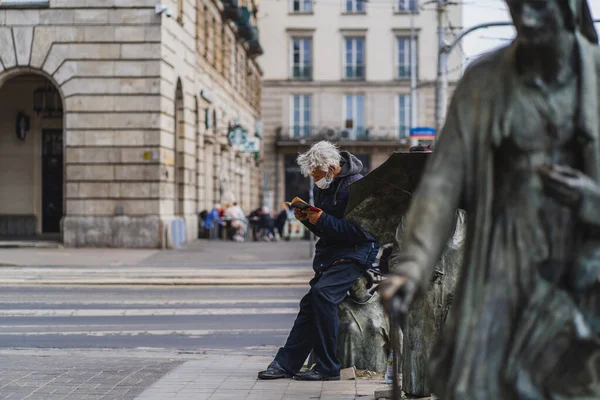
274, 261, 365, 377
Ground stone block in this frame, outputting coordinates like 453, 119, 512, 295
118, 182, 160, 198
120, 43, 161, 59
114, 130, 159, 146
65, 183, 79, 198
67, 165, 115, 181
0, 28, 16, 69
113, 61, 150, 76
13, 27, 33, 66
74, 182, 110, 198
113, 95, 161, 112
62, 215, 161, 248
39, 9, 75, 24
61, 77, 160, 97
108, 182, 120, 198
82, 131, 115, 146
51, 0, 115, 6
114, 165, 158, 181
340, 367, 356, 381
74, 9, 109, 24
83, 26, 115, 42
5, 9, 39, 26
109, 8, 156, 24
115, 0, 155, 6
120, 199, 158, 215
66, 112, 160, 130
115, 26, 146, 42
67, 199, 115, 216
65, 95, 115, 112
44, 44, 120, 76
30, 27, 80, 68
120, 148, 159, 163
145, 26, 161, 42
67, 148, 121, 164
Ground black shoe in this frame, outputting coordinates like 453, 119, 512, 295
257, 361, 292, 380
293, 370, 340, 381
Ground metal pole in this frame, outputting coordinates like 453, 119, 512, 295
434, 0, 446, 135
308, 175, 315, 258
410, 9, 418, 147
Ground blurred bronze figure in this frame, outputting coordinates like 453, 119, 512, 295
384, 0, 600, 398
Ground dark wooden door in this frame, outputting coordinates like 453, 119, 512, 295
42, 129, 63, 233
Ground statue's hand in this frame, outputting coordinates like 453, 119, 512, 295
380, 274, 417, 318
538, 165, 597, 208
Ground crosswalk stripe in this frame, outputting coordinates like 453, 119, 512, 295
0, 308, 299, 317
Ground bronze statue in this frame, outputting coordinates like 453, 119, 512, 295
383, 0, 600, 398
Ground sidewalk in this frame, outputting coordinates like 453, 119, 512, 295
0, 349, 391, 400
137, 354, 389, 400
0, 240, 314, 285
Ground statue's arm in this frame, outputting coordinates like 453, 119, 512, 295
389, 97, 467, 292
578, 181, 600, 227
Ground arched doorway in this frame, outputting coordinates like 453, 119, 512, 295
174, 79, 185, 216
0, 73, 64, 237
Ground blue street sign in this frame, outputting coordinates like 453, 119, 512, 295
410, 127, 436, 137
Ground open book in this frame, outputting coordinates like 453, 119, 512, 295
285, 197, 321, 212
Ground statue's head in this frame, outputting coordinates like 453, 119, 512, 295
506, 0, 598, 45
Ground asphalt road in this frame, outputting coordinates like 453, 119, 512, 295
0, 286, 306, 353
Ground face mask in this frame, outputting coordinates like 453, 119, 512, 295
315, 176, 333, 190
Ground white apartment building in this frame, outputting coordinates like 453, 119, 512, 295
260, 0, 462, 207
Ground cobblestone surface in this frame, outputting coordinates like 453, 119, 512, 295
0, 354, 182, 400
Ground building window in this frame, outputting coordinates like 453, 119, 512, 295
291, 95, 311, 138
230, 41, 237, 86
291, 38, 312, 80
196, 2, 204, 53
396, 0, 417, 12
344, 38, 365, 80
345, 0, 365, 13
397, 37, 412, 80
203, 7, 209, 58
291, 0, 312, 13
344, 94, 365, 139
398, 94, 411, 137
212, 17, 219, 68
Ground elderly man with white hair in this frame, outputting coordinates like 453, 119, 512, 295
258, 141, 379, 381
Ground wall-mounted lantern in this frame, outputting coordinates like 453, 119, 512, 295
33, 84, 62, 118
15, 111, 30, 141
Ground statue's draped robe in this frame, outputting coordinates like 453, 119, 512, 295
391, 34, 600, 399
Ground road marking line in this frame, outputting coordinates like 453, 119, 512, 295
0, 299, 300, 305
0, 328, 291, 336
0, 308, 299, 317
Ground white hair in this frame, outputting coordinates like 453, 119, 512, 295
296, 141, 342, 177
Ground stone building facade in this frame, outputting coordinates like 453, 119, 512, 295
0, 0, 264, 247
259, 0, 461, 207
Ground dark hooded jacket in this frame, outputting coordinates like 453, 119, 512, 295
301, 151, 379, 272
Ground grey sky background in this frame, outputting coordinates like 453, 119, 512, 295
462, 0, 600, 66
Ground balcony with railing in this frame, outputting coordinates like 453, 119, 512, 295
276, 125, 411, 146
292, 66, 312, 80
344, 66, 365, 80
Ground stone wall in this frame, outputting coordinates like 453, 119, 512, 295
0, 0, 263, 247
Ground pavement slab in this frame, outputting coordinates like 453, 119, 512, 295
0, 353, 182, 400
137, 355, 388, 400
